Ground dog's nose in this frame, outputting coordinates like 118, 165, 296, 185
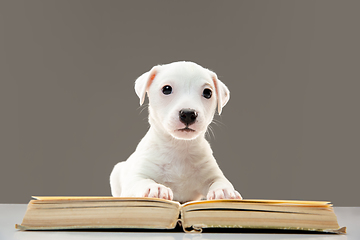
179, 109, 198, 126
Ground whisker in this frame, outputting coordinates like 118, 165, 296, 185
205, 128, 211, 139
138, 104, 149, 114
207, 125, 216, 140
212, 118, 225, 127
211, 126, 216, 139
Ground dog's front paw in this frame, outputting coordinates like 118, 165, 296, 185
139, 184, 174, 200
207, 188, 242, 200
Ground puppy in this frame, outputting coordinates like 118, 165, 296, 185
110, 61, 242, 203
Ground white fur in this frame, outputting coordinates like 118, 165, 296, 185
110, 61, 241, 203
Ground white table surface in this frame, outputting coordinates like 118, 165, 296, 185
1, 204, 359, 240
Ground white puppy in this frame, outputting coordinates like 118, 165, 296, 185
110, 61, 241, 203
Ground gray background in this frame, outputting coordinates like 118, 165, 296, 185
1, 0, 359, 205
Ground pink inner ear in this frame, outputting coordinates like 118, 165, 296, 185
212, 75, 222, 114
212, 76, 219, 97
211, 76, 218, 95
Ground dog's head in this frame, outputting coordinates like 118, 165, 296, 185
135, 61, 230, 140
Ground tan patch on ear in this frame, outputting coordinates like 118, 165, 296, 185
150, 71, 157, 81
146, 69, 157, 91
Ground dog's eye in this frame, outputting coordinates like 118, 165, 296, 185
162, 85, 172, 95
202, 88, 212, 99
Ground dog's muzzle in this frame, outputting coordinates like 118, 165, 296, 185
179, 109, 198, 126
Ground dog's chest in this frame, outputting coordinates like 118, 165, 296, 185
154, 153, 205, 199
159, 159, 197, 183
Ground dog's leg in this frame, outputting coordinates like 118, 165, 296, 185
130, 179, 174, 200
109, 162, 125, 197
206, 178, 242, 200
117, 177, 173, 200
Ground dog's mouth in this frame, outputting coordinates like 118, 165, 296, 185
177, 127, 195, 132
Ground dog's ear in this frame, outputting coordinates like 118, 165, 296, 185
135, 66, 159, 105
211, 72, 230, 115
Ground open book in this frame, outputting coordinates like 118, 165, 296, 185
16, 197, 346, 234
